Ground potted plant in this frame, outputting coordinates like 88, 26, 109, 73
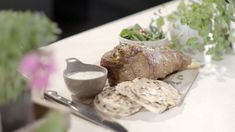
0, 10, 66, 131
15, 97, 70, 132
159, 0, 235, 60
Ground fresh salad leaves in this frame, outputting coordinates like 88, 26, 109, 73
120, 24, 165, 41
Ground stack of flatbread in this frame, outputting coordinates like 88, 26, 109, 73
94, 78, 182, 117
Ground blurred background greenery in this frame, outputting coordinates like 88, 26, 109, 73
0, 10, 60, 105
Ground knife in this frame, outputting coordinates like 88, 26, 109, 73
44, 90, 128, 132
164, 69, 199, 98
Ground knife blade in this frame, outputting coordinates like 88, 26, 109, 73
44, 90, 128, 132
164, 69, 199, 98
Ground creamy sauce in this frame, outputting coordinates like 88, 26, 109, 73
67, 71, 104, 80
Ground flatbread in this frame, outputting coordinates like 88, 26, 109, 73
94, 87, 142, 117
116, 78, 181, 113
116, 81, 167, 113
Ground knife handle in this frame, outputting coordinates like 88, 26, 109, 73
44, 91, 128, 132
44, 90, 72, 107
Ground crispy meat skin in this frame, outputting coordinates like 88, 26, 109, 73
101, 44, 191, 86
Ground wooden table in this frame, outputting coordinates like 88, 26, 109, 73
44, 1, 235, 131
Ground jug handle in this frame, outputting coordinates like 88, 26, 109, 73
66, 58, 83, 63
65, 58, 84, 69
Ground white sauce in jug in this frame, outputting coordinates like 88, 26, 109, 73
67, 71, 104, 80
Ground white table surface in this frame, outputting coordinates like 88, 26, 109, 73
43, 1, 235, 132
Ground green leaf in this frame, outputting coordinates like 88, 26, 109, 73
132, 24, 142, 30
36, 111, 66, 132
156, 16, 165, 28
167, 13, 177, 21
120, 29, 130, 38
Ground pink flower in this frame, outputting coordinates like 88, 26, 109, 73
20, 51, 55, 92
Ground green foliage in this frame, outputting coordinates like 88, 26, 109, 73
120, 23, 165, 41
36, 111, 66, 132
0, 10, 60, 105
166, 0, 235, 60
156, 16, 165, 28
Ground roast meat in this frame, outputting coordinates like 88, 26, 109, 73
100, 44, 191, 86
